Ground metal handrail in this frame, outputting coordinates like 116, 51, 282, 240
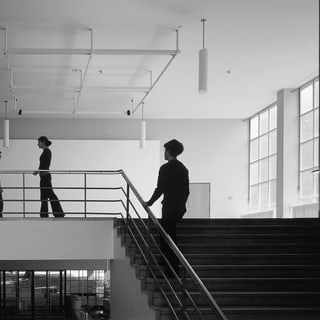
0, 169, 125, 217
0, 168, 228, 319
120, 170, 228, 320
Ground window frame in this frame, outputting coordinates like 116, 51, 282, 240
298, 77, 319, 202
249, 103, 277, 212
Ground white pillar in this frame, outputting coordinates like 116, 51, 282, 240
276, 89, 299, 218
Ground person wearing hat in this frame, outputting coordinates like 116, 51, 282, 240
33, 136, 64, 218
145, 139, 190, 277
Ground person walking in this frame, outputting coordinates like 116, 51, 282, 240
145, 139, 189, 277
33, 136, 64, 218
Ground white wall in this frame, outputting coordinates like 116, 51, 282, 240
2, 118, 249, 218
0, 218, 114, 260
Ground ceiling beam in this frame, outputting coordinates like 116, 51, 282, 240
7, 48, 179, 56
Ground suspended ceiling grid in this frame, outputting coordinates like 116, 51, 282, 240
0, 0, 318, 119
0, 26, 179, 118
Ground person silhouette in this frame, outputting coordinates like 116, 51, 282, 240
145, 139, 189, 277
33, 136, 64, 218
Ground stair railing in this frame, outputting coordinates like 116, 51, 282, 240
120, 170, 228, 320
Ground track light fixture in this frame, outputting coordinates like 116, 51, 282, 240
199, 18, 208, 93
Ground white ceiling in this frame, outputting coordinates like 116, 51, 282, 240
0, 0, 318, 119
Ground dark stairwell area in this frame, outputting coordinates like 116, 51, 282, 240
118, 217, 320, 320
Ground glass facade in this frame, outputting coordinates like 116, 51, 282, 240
299, 78, 319, 201
249, 104, 277, 211
0, 269, 110, 319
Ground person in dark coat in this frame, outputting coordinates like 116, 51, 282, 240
33, 136, 64, 218
145, 139, 189, 277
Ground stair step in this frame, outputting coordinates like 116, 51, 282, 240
127, 243, 320, 254
120, 224, 320, 234
136, 264, 320, 278
142, 277, 320, 291
132, 252, 320, 265
156, 306, 320, 320
150, 291, 320, 308
121, 232, 320, 245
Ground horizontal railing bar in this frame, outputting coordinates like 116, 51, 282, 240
0, 169, 123, 174
1, 199, 122, 202
0, 187, 123, 190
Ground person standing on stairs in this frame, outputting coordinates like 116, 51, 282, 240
145, 139, 190, 277
33, 136, 64, 218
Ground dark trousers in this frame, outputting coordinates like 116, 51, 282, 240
0, 192, 3, 218
160, 208, 184, 275
40, 174, 64, 218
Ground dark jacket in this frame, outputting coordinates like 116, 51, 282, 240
147, 159, 189, 215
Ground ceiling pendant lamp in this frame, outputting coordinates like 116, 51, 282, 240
199, 18, 208, 93
140, 102, 146, 149
3, 100, 9, 148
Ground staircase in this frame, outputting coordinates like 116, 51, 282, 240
118, 218, 320, 320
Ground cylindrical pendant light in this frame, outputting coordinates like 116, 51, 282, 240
199, 18, 208, 93
3, 101, 9, 148
140, 102, 146, 149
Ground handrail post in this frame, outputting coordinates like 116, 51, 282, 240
147, 215, 152, 277
126, 183, 130, 219
181, 268, 187, 315
84, 173, 87, 218
22, 173, 26, 218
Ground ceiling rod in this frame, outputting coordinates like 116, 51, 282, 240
12, 85, 150, 93
132, 28, 180, 114
73, 28, 94, 114
7, 48, 178, 56
0, 27, 18, 115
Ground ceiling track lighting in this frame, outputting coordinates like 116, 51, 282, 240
199, 18, 208, 93
3, 100, 9, 148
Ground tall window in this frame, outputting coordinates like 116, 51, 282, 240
249, 104, 277, 211
299, 78, 319, 201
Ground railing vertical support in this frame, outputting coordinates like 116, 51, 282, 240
147, 215, 152, 277
182, 268, 187, 316
22, 173, 26, 218
126, 183, 130, 218
84, 173, 87, 218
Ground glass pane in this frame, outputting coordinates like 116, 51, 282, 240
250, 139, 259, 162
250, 162, 259, 185
315, 80, 319, 108
250, 185, 259, 209
314, 138, 319, 167
250, 116, 259, 139
300, 112, 313, 142
269, 105, 277, 130
269, 155, 277, 180
300, 140, 313, 170
259, 158, 269, 182
314, 109, 319, 137
269, 180, 276, 205
300, 170, 314, 199
259, 182, 269, 207
300, 84, 313, 114
315, 174, 319, 199
269, 130, 277, 155
260, 110, 269, 135
259, 134, 268, 158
